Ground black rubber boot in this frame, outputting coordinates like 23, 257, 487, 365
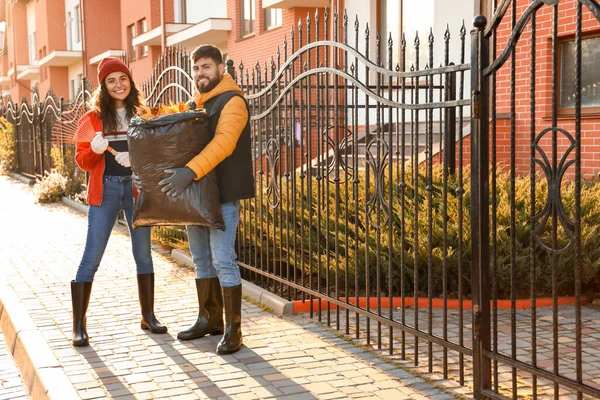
216, 284, 243, 354
71, 280, 93, 347
178, 277, 224, 341
137, 273, 168, 334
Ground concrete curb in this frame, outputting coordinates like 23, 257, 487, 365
10, 172, 35, 186
0, 281, 79, 400
61, 196, 89, 215
171, 248, 293, 316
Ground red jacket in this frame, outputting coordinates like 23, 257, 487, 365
75, 110, 138, 206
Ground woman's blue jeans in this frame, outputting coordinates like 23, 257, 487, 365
186, 201, 241, 288
75, 176, 153, 282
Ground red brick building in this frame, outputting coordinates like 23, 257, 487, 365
0, 0, 480, 100
0, 0, 233, 100
491, 0, 600, 175
1, 0, 597, 175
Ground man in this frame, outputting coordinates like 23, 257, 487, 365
158, 44, 255, 354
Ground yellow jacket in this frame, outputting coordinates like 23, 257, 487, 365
186, 74, 249, 180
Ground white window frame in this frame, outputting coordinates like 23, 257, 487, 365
264, 8, 282, 30
240, 0, 255, 37
139, 19, 148, 57
74, 5, 81, 44
28, 32, 36, 64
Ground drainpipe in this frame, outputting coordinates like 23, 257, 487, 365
10, 1, 16, 88
79, 0, 86, 79
160, 0, 166, 51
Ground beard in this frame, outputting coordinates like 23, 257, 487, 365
196, 74, 222, 93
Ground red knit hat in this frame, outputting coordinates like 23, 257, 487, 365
97, 57, 132, 84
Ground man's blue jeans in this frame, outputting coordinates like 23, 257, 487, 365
186, 201, 241, 288
75, 176, 153, 282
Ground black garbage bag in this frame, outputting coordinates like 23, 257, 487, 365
128, 110, 224, 230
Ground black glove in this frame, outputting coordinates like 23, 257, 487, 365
132, 172, 142, 191
158, 167, 196, 197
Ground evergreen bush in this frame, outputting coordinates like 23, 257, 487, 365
0, 117, 17, 174
237, 165, 600, 299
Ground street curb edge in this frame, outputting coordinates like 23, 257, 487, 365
62, 196, 89, 215
9, 172, 35, 186
0, 281, 79, 400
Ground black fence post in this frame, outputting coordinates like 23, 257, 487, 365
226, 59, 236, 82
59, 96, 65, 169
37, 101, 43, 177
470, 14, 491, 399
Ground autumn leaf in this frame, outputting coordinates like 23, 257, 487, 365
134, 101, 193, 120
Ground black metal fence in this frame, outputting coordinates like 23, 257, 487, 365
233, 8, 475, 391
1, 90, 56, 179
0, 79, 98, 180
3, 2, 599, 399
471, 0, 600, 399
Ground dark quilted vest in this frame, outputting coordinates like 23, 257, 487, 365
203, 91, 255, 204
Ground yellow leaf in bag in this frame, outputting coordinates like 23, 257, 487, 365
134, 101, 194, 120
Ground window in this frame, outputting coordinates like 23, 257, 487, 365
28, 32, 36, 64
0, 22, 6, 55
174, 0, 185, 23
127, 24, 136, 61
39, 49, 44, 80
560, 35, 600, 111
66, 12, 72, 50
175, 0, 226, 24
264, 8, 282, 30
74, 74, 83, 97
40, 46, 47, 80
401, 0, 434, 67
138, 19, 148, 58
379, 0, 401, 68
74, 5, 81, 44
240, 0, 255, 37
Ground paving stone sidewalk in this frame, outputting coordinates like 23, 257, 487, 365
0, 175, 458, 400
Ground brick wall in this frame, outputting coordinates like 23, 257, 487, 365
493, 0, 600, 177
226, 2, 332, 172
8, 2, 30, 101
36, 0, 69, 96
121, 0, 157, 83
83, 0, 122, 86
121, 0, 178, 84
226, 1, 328, 74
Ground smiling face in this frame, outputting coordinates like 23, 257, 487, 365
104, 71, 131, 108
192, 57, 224, 93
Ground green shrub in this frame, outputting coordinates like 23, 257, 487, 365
0, 117, 17, 174
151, 226, 189, 253
50, 145, 86, 201
237, 165, 600, 299
34, 169, 68, 203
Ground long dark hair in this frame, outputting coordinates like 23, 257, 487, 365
89, 77, 144, 133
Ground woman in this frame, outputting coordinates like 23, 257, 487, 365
70, 57, 167, 347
